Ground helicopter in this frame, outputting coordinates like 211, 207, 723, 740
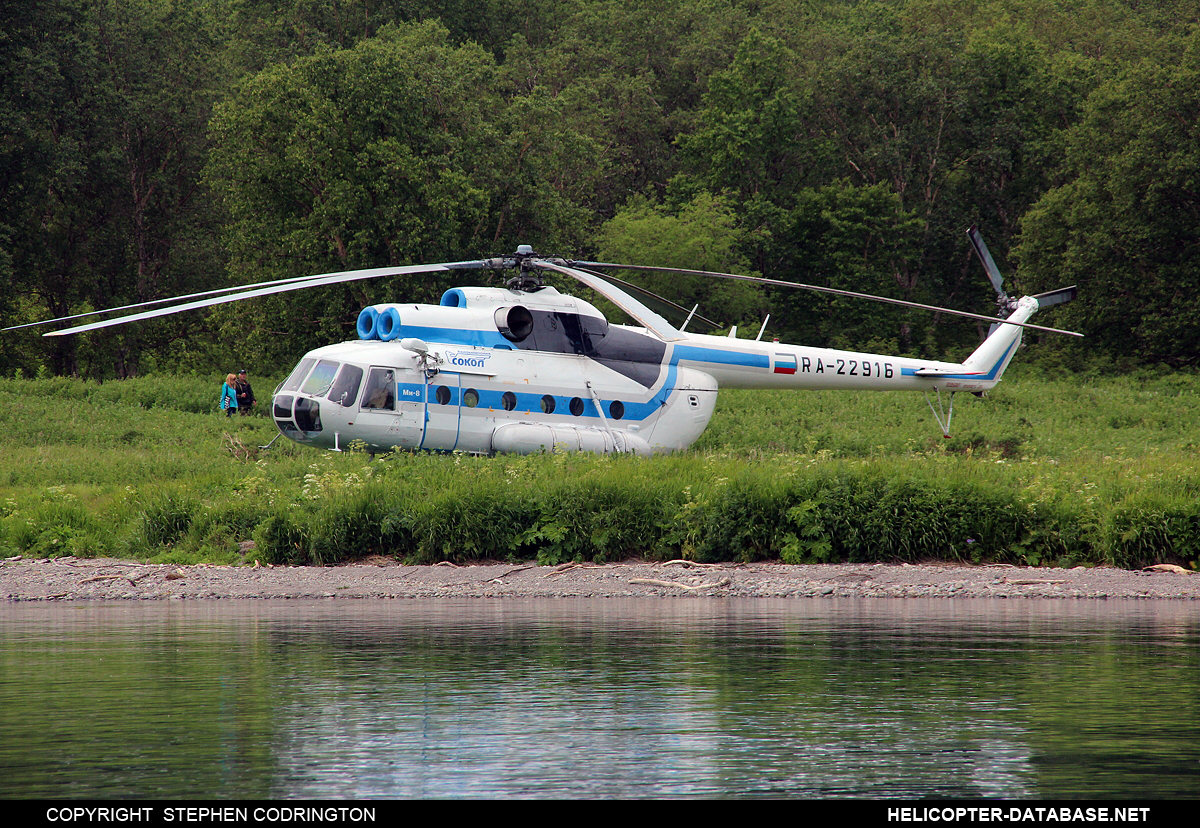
14, 227, 1078, 455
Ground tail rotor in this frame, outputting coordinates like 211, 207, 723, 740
967, 226, 1018, 333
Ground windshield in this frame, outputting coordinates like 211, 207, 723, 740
280, 358, 316, 393
300, 359, 340, 395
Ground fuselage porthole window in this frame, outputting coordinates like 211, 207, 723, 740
540, 395, 555, 414
464, 389, 479, 408
569, 397, 584, 417
435, 385, 452, 406
609, 400, 625, 420
501, 391, 517, 411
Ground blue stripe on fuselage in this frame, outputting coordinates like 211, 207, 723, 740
383, 332, 765, 426
405, 381, 666, 423
899, 339, 1019, 381
671, 344, 770, 370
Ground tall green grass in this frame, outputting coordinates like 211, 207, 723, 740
2, 370, 1198, 569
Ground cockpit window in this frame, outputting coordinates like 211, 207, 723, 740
361, 367, 395, 410
327, 364, 364, 407
281, 358, 316, 392
300, 359, 340, 395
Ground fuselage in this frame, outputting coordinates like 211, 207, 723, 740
270, 286, 1037, 455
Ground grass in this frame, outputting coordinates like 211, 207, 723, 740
2, 367, 1198, 569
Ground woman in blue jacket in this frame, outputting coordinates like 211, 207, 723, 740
220, 373, 239, 417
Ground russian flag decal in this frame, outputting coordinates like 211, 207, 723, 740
774, 353, 797, 374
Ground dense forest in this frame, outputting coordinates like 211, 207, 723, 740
3, 0, 1199, 379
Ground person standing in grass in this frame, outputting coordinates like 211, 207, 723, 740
234, 369, 257, 415
220, 373, 239, 417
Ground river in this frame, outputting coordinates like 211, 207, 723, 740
1, 599, 1197, 798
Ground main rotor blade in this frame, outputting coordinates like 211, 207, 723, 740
569, 266, 722, 332
4, 272, 352, 332
42, 260, 493, 337
532, 261, 685, 342
574, 261, 1083, 338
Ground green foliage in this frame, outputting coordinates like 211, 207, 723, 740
205, 20, 504, 366
7, 0, 1200, 376
0, 488, 114, 559
678, 28, 814, 206
136, 492, 197, 550
2, 0, 228, 379
594, 192, 765, 330
520, 475, 669, 565
1103, 499, 1200, 569
5, 370, 1200, 569
770, 182, 926, 350
1016, 31, 1200, 366
781, 500, 832, 564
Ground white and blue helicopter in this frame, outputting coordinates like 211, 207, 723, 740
19, 228, 1078, 455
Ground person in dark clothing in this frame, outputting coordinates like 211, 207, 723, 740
234, 369, 257, 415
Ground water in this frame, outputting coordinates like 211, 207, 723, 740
1, 599, 1198, 799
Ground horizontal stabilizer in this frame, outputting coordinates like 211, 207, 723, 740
1033, 286, 1077, 309
913, 367, 972, 377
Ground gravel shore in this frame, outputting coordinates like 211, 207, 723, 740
3, 556, 1198, 601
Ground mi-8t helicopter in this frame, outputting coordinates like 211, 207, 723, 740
20, 228, 1077, 455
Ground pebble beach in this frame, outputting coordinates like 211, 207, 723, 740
4, 556, 1199, 602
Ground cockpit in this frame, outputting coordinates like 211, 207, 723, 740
273, 357, 390, 439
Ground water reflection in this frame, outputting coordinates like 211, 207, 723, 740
1, 600, 1198, 798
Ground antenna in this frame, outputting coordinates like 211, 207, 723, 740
680, 304, 699, 332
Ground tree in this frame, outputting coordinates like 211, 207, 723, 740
1016, 35, 1200, 366
497, 0, 754, 220
593, 191, 765, 331
771, 182, 924, 352
206, 20, 536, 366
676, 27, 819, 246
1, 0, 225, 378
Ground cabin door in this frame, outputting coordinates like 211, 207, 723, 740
356, 366, 425, 451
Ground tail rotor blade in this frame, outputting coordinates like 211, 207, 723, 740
967, 226, 1007, 297
1034, 286, 1077, 309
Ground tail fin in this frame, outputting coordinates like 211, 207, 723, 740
910, 297, 1039, 382
961, 227, 1079, 382
960, 296, 1039, 381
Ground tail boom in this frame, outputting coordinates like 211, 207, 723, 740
669, 296, 1042, 393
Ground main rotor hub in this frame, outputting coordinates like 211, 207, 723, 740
506, 245, 544, 292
